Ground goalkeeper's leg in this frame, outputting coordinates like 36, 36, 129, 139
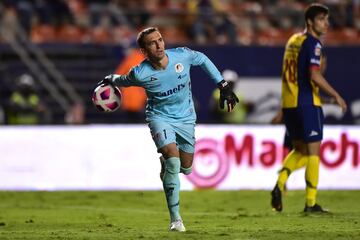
159, 151, 193, 181
163, 156, 182, 222
179, 150, 193, 176
159, 143, 182, 224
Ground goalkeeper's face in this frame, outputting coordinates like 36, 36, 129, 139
141, 31, 166, 62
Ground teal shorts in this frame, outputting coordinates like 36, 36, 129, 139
148, 120, 195, 153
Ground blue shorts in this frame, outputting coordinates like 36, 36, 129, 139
283, 130, 293, 150
148, 120, 196, 153
283, 106, 324, 143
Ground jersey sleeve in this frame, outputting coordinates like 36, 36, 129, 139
110, 67, 140, 87
181, 47, 223, 84
308, 40, 322, 71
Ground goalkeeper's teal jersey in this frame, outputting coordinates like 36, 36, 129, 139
111, 47, 223, 123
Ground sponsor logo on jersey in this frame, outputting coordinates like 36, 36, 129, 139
175, 63, 184, 73
311, 58, 321, 65
178, 73, 188, 79
315, 43, 322, 56
157, 84, 185, 97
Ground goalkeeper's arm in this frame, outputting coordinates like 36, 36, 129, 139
97, 74, 117, 87
97, 71, 136, 88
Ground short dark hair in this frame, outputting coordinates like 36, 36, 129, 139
305, 3, 329, 25
136, 27, 159, 48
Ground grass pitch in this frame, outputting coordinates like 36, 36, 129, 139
0, 190, 359, 240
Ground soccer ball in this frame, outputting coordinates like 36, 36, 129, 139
92, 84, 122, 112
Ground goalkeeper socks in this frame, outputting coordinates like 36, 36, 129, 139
180, 166, 192, 175
277, 150, 302, 191
163, 157, 181, 222
305, 155, 320, 207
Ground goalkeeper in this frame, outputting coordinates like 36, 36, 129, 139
97, 27, 238, 232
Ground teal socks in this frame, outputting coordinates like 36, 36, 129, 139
163, 157, 181, 222
180, 166, 192, 175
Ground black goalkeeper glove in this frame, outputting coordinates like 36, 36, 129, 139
217, 80, 239, 112
97, 74, 115, 87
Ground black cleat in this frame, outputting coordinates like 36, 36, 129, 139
304, 203, 328, 213
271, 185, 282, 212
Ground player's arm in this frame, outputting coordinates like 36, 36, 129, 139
310, 69, 347, 112
270, 109, 283, 124
318, 55, 337, 104
320, 54, 327, 74
98, 68, 138, 88
185, 47, 223, 82
184, 47, 239, 112
308, 41, 347, 112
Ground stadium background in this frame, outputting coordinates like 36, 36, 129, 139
0, 0, 359, 190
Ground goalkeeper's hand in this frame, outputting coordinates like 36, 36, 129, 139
217, 80, 239, 112
97, 74, 115, 87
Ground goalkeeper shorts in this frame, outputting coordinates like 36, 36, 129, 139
148, 120, 195, 153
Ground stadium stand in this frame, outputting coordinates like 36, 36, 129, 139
1, 0, 358, 46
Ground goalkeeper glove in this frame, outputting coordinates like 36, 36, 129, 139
217, 80, 239, 112
97, 74, 115, 87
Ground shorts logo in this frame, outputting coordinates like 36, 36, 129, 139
175, 63, 184, 73
154, 132, 161, 141
309, 130, 319, 137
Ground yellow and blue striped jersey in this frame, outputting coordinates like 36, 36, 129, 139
281, 32, 323, 108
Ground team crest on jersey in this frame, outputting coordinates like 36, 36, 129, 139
175, 63, 184, 73
315, 43, 322, 56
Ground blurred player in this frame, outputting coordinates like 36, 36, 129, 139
97, 27, 238, 231
114, 45, 146, 123
7, 74, 48, 124
271, 3, 347, 213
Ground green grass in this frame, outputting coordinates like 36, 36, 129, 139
0, 190, 359, 240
